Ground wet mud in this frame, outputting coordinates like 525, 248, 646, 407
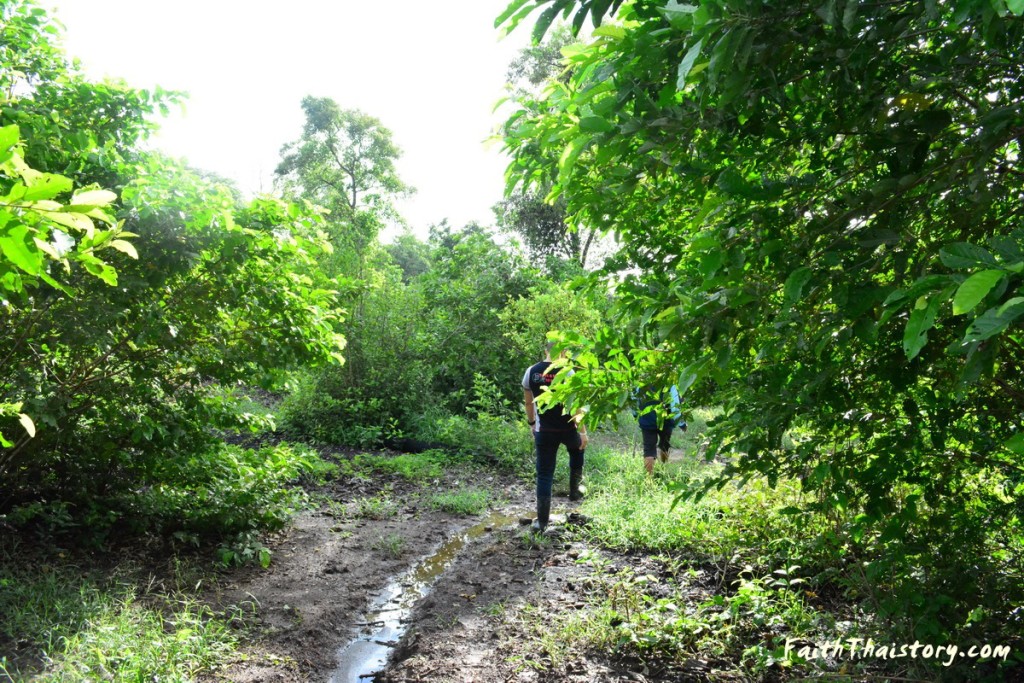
201, 451, 709, 683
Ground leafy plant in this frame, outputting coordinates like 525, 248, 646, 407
0, 1, 346, 541
0, 564, 238, 681
352, 493, 399, 520
217, 531, 273, 569
371, 532, 407, 558
359, 450, 445, 481
499, 0, 1024, 644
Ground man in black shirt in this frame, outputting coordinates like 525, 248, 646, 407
522, 342, 588, 532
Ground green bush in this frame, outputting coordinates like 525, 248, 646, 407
4, 443, 325, 545
0, 4, 343, 534
418, 412, 533, 475
134, 443, 321, 537
355, 451, 446, 481
279, 371, 397, 447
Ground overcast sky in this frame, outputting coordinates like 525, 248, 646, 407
44, 1, 531, 240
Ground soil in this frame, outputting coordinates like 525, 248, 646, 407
199, 451, 704, 683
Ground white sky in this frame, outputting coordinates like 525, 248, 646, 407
44, 1, 531, 240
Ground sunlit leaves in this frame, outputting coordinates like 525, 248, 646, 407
951, 270, 1003, 315
0, 2, 346, 529
498, 0, 1024, 637
675, 38, 703, 89
0, 224, 41, 275
940, 242, 998, 270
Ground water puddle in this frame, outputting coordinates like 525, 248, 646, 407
328, 510, 524, 682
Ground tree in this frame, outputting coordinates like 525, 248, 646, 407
419, 223, 537, 408
384, 230, 431, 282
497, 24, 608, 270
500, 0, 1024, 643
495, 188, 600, 268
504, 23, 578, 97
1, 2, 344, 537
499, 278, 606, 361
275, 97, 410, 270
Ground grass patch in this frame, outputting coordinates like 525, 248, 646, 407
0, 565, 238, 682
578, 428, 829, 571
428, 488, 491, 515
371, 533, 407, 558
354, 451, 445, 481
414, 413, 533, 475
352, 493, 399, 520
527, 413, 1017, 681
517, 529, 555, 550
513, 556, 838, 679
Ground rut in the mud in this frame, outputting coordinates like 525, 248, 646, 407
330, 510, 525, 683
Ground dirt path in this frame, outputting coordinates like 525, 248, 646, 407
202, 451, 716, 683
198, 458, 558, 682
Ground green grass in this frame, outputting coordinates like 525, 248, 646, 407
0, 565, 238, 682
354, 451, 445, 481
500, 413, 867, 679
371, 532, 407, 558
513, 555, 835, 677
352, 492, 399, 520
428, 488, 491, 515
577, 429, 829, 570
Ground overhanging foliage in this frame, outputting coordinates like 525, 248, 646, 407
500, 0, 1024, 640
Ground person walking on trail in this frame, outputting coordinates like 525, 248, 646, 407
636, 383, 686, 476
522, 342, 587, 532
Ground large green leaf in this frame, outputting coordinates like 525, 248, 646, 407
0, 225, 41, 276
0, 124, 18, 165
783, 267, 813, 308
21, 172, 73, 201
903, 295, 942, 359
558, 134, 591, 178
951, 269, 1004, 315
109, 239, 139, 259
676, 38, 704, 89
18, 413, 36, 438
940, 242, 997, 270
70, 189, 117, 207
964, 301, 1024, 342
1005, 432, 1024, 454
495, 0, 534, 27
579, 116, 614, 133
45, 210, 94, 233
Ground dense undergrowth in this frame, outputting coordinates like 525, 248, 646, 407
2, 397, 1022, 681
513, 414, 1023, 682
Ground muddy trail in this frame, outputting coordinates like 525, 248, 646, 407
201, 451, 708, 683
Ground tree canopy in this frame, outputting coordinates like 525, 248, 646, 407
275, 97, 410, 267
500, 0, 1024, 640
1, 0, 344, 532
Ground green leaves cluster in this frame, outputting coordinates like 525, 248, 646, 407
1, 0, 345, 538
283, 223, 542, 444
499, 0, 1024, 641
0, 125, 130, 294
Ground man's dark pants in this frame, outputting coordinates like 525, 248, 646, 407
534, 429, 584, 500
